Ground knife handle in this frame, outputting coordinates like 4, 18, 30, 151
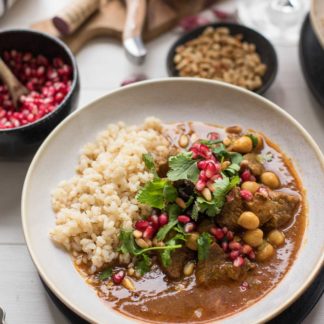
123, 0, 147, 64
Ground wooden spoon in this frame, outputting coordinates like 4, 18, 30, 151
0, 57, 28, 109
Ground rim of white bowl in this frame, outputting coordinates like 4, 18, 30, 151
22, 78, 324, 323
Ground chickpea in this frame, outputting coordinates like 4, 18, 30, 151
256, 242, 275, 262
238, 211, 260, 230
241, 181, 260, 194
267, 229, 285, 247
231, 136, 253, 153
185, 232, 199, 251
260, 171, 280, 189
243, 229, 263, 247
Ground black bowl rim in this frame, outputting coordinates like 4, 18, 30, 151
0, 28, 79, 134
166, 22, 278, 95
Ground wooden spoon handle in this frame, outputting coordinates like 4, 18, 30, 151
52, 0, 101, 36
123, 0, 147, 64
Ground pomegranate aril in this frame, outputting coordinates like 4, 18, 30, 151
196, 179, 206, 191
135, 220, 149, 231
184, 222, 196, 233
207, 132, 219, 140
229, 250, 240, 261
158, 213, 168, 226
143, 225, 155, 239
240, 189, 253, 201
248, 250, 256, 260
222, 241, 229, 252
199, 170, 208, 182
205, 162, 217, 178
222, 227, 228, 234
112, 270, 125, 284
178, 215, 191, 224
210, 227, 224, 240
197, 160, 208, 170
229, 241, 241, 251
241, 169, 252, 182
233, 256, 245, 267
241, 244, 252, 255
226, 231, 234, 241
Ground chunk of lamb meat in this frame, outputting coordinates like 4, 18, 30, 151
160, 247, 195, 279
217, 188, 244, 231
196, 243, 254, 285
243, 153, 264, 176
174, 180, 195, 202
246, 188, 300, 228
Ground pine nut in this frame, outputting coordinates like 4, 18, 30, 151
135, 238, 149, 248
223, 137, 231, 146
122, 277, 135, 291
179, 134, 189, 148
202, 187, 212, 201
175, 197, 186, 209
221, 161, 231, 170
207, 181, 216, 192
226, 125, 242, 134
133, 230, 143, 238
127, 268, 135, 276
183, 261, 195, 276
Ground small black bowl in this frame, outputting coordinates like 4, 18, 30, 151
0, 29, 80, 158
167, 22, 278, 95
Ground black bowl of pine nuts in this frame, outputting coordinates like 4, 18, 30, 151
167, 23, 278, 95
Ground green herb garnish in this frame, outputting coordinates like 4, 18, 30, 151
197, 232, 213, 261
161, 233, 186, 267
135, 254, 151, 275
247, 134, 258, 148
199, 139, 223, 146
156, 204, 180, 241
143, 153, 158, 178
98, 267, 112, 281
167, 152, 199, 182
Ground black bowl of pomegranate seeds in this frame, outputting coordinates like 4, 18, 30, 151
0, 29, 80, 156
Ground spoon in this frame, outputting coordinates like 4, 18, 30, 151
0, 57, 28, 109
0, 306, 6, 324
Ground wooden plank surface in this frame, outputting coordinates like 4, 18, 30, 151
0, 0, 323, 323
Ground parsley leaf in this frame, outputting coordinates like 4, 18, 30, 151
247, 134, 258, 148
196, 175, 240, 217
212, 144, 230, 160
197, 232, 213, 261
161, 233, 186, 267
136, 178, 176, 209
224, 163, 240, 176
98, 267, 112, 281
143, 153, 158, 178
230, 152, 243, 165
199, 139, 223, 146
191, 200, 200, 221
156, 204, 180, 241
119, 230, 140, 255
135, 254, 151, 275
167, 152, 199, 182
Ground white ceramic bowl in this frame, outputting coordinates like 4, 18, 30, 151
22, 78, 324, 324
311, 0, 324, 48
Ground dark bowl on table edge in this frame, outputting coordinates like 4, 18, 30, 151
0, 29, 80, 158
166, 22, 278, 95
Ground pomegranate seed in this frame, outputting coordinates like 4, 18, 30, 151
241, 169, 251, 182
226, 231, 234, 241
207, 132, 219, 140
241, 281, 249, 288
196, 179, 206, 191
240, 189, 253, 201
143, 225, 155, 239
150, 215, 159, 228
222, 227, 228, 234
135, 220, 149, 231
222, 241, 229, 252
229, 241, 242, 251
184, 222, 196, 233
229, 250, 240, 261
112, 270, 125, 284
158, 213, 168, 226
205, 162, 217, 178
233, 256, 245, 267
197, 160, 208, 170
241, 244, 252, 255
248, 250, 256, 260
178, 215, 191, 224
199, 170, 208, 181
210, 227, 224, 240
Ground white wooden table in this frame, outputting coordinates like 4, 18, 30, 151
0, 1, 323, 323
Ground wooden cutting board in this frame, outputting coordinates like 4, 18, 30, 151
31, 0, 217, 53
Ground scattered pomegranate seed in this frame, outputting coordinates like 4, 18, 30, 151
149, 215, 159, 229
184, 222, 196, 233
135, 220, 149, 231
229, 250, 240, 261
229, 241, 242, 251
190, 143, 212, 159
0, 50, 72, 129
158, 213, 168, 226
248, 250, 256, 260
221, 241, 229, 252
241, 169, 252, 182
233, 256, 245, 267
207, 132, 219, 140
196, 179, 206, 191
178, 215, 191, 224
210, 227, 224, 240
226, 230, 234, 241
197, 160, 208, 170
199, 170, 208, 182
240, 189, 253, 201
205, 162, 217, 178
112, 270, 125, 284
143, 225, 155, 239
241, 244, 252, 255
222, 227, 228, 234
